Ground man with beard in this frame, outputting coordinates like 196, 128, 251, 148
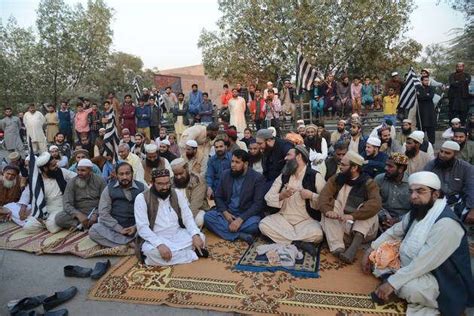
155, 126, 168, 146
134, 169, 206, 266
330, 120, 349, 146
75, 132, 94, 158
179, 123, 219, 160
452, 128, 474, 165
374, 153, 410, 230
344, 119, 367, 155
23, 103, 47, 154
319, 151, 382, 263
363, 172, 474, 316
405, 131, 432, 175
256, 129, 292, 192
53, 132, 71, 159
21, 152, 76, 234
362, 137, 388, 178
204, 150, 265, 244
89, 162, 145, 247
442, 117, 462, 140
49, 145, 68, 168
131, 133, 146, 159
397, 119, 413, 146
305, 125, 328, 169
8, 152, 28, 188
182, 139, 208, 180
248, 141, 263, 173
159, 139, 177, 163
335, 75, 352, 116
68, 149, 102, 176
55, 159, 105, 230
224, 129, 247, 152
118, 143, 146, 185
0, 107, 24, 156
378, 126, 402, 156
142, 143, 173, 186
448, 62, 471, 124
322, 142, 348, 181
120, 129, 135, 149
121, 94, 136, 136
424, 141, 474, 223
205, 139, 232, 200
260, 146, 325, 255
171, 158, 208, 228
416, 76, 437, 144
0, 165, 22, 220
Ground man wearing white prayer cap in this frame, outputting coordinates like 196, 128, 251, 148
20, 152, 77, 235
424, 140, 474, 224
405, 131, 432, 175
362, 137, 388, 178
182, 137, 209, 180
159, 139, 177, 163
441, 117, 462, 140
48, 145, 68, 168
55, 157, 106, 230
141, 143, 173, 186
117, 143, 146, 185
365, 171, 474, 316
170, 157, 208, 228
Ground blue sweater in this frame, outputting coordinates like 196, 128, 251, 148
135, 105, 151, 128
189, 90, 203, 115
206, 152, 232, 193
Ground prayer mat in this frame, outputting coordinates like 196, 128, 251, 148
0, 222, 133, 258
89, 233, 406, 315
234, 237, 321, 278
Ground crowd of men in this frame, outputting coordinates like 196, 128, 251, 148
0, 63, 473, 315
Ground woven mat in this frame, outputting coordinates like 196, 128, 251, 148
89, 233, 406, 315
0, 222, 133, 258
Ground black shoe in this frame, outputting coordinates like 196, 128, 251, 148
12, 311, 39, 316
44, 309, 69, 316
64, 265, 92, 278
292, 241, 318, 257
43, 287, 78, 311
9, 295, 46, 315
195, 248, 209, 258
90, 260, 111, 280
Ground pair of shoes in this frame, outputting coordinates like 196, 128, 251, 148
9, 295, 46, 315
292, 241, 318, 257
10, 287, 76, 315
64, 260, 110, 279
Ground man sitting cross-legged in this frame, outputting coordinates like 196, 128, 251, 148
170, 158, 208, 228
204, 149, 265, 244
259, 145, 325, 256
134, 169, 206, 266
89, 162, 145, 247
55, 159, 106, 230
319, 151, 382, 263
362, 171, 474, 315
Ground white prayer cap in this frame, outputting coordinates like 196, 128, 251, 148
36, 152, 52, 167
408, 131, 424, 144
391, 71, 399, 77
314, 78, 321, 82
186, 140, 198, 148
161, 139, 170, 146
366, 137, 381, 147
451, 118, 461, 124
99, 128, 106, 132
296, 119, 305, 127
402, 119, 412, 124
170, 157, 187, 169
408, 171, 441, 190
49, 145, 59, 151
344, 151, 366, 166
144, 143, 158, 153
77, 158, 93, 168
266, 81, 273, 85
441, 140, 460, 152
268, 126, 277, 137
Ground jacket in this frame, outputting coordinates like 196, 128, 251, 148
262, 138, 293, 185
205, 152, 232, 193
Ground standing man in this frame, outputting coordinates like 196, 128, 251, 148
121, 94, 136, 136
135, 97, 151, 140
58, 101, 74, 144
0, 107, 24, 155
162, 86, 178, 113
249, 88, 266, 130
45, 105, 59, 144
173, 93, 189, 141
188, 84, 203, 125
280, 79, 296, 122
228, 88, 247, 136
220, 84, 232, 109
416, 76, 437, 144
87, 103, 102, 146
23, 104, 47, 154
74, 102, 92, 141
149, 96, 161, 140
448, 62, 471, 125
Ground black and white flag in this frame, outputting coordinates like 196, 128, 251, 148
28, 137, 46, 219
103, 107, 120, 162
296, 52, 319, 93
397, 67, 421, 111
132, 76, 141, 102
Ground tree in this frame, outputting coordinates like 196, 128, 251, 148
198, 0, 422, 84
419, 44, 452, 83
446, 1, 473, 70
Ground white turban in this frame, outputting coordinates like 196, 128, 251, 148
451, 118, 461, 124
408, 171, 441, 190
145, 143, 158, 153
408, 131, 425, 144
268, 127, 277, 137
186, 140, 198, 148
366, 137, 381, 147
161, 139, 170, 146
170, 158, 187, 169
49, 145, 59, 151
441, 140, 460, 152
36, 152, 52, 167
77, 158, 93, 168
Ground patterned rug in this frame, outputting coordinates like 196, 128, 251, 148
235, 237, 321, 278
89, 233, 406, 315
0, 222, 133, 258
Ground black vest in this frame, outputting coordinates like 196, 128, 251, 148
108, 181, 145, 227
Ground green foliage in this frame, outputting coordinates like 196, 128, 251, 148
198, 0, 423, 84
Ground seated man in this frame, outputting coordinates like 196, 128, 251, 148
405, 131, 431, 175
248, 140, 263, 173
374, 153, 410, 231
68, 149, 102, 175
131, 132, 146, 159
55, 159, 106, 230
204, 150, 265, 243
424, 141, 474, 223
260, 146, 325, 256
182, 140, 208, 180
205, 138, 232, 199
170, 158, 208, 228
22, 152, 76, 234
362, 137, 388, 178
378, 125, 403, 156
89, 162, 145, 247
319, 151, 382, 263
118, 143, 146, 184
362, 172, 474, 315
49, 145, 69, 168
0, 165, 24, 222
159, 139, 177, 163
142, 143, 173, 186
134, 169, 206, 266
322, 142, 347, 181
452, 127, 474, 165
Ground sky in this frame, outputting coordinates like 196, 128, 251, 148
0, 0, 466, 70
